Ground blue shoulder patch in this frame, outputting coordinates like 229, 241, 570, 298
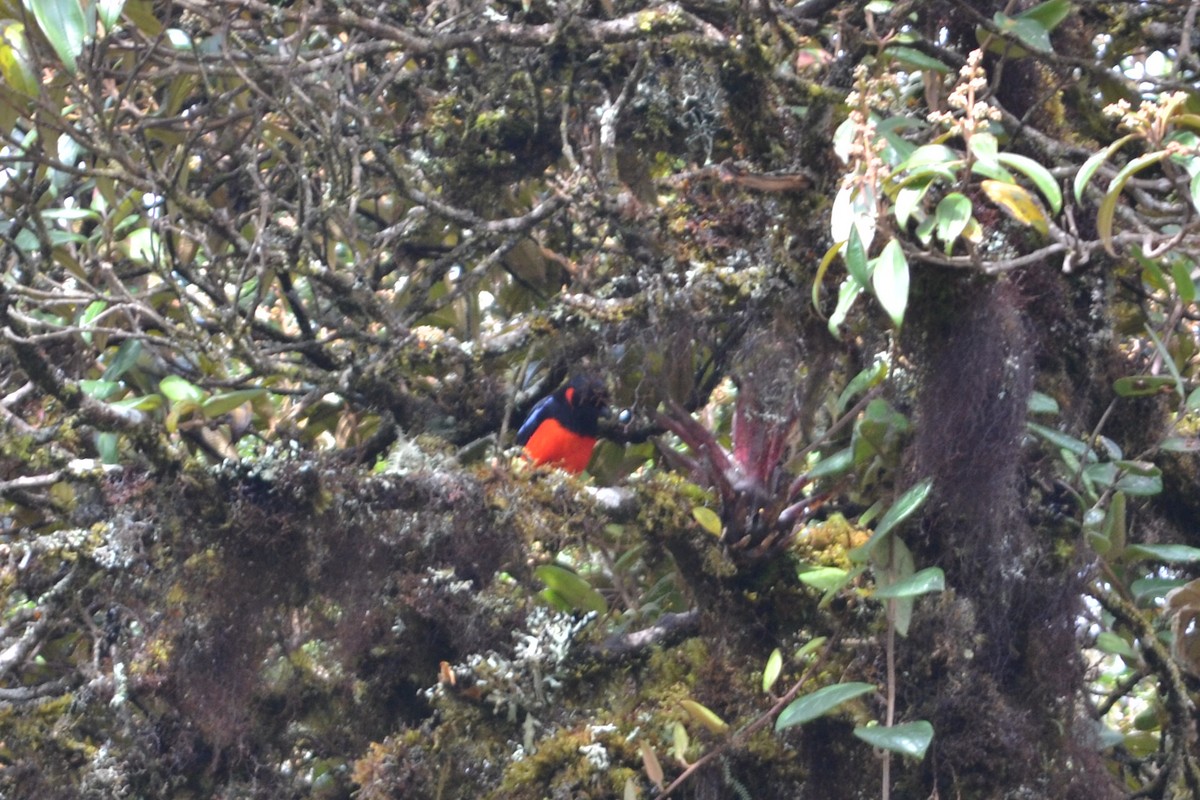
516, 394, 557, 445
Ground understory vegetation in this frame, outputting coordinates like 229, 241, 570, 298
2, 1, 1200, 798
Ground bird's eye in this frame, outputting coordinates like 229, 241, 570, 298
617, 408, 632, 424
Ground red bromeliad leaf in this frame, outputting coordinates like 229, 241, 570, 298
656, 378, 820, 558
732, 380, 797, 488
732, 381, 760, 479
657, 401, 738, 502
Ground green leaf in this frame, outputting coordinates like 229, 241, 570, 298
534, 564, 608, 615
1105, 491, 1127, 555
914, 216, 936, 246
807, 447, 854, 479
1161, 436, 1200, 453
1131, 577, 1189, 605
1114, 471, 1162, 496
893, 181, 930, 229
78, 299, 107, 344
98, 0, 126, 30
1083, 461, 1118, 489
166, 28, 192, 49
1113, 460, 1161, 496
833, 117, 858, 163
123, 227, 162, 264
80, 379, 121, 400
763, 648, 783, 694
14, 225, 85, 251
1138, 254, 1169, 293
837, 360, 887, 414
849, 478, 933, 562
1098, 151, 1171, 255
1074, 135, 1135, 203
159, 374, 205, 404
897, 162, 960, 189
102, 339, 142, 381
672, 721, 689, 763
993, 11, 1051, 53
874, 566, 945, 599
996, 152, 1063, 214
111, 393, 163, 412
1019, 0, 1071, 31
871, 534, 918, 635
884, 46, 950, 74
1027, 391, 1060, 415
1096, 434, 1121, 458
1143, 324, 1186, 399
27, 0, 90, 73
853, 720, 934, 759
0, 23, 40, 98
794, 636, 827, 662
831, 182, 878, 252
775, 682, 875, 731
1095, 631, 1137, 660
164, 398, 200, 433
871, 239, 909, 328
798, 565, 850, 593
96, 432, 120, 464
1026, 421, 1090, 456
1126, 543, 1200, 564
934, 193, 971, 246
969, 132, 1000, 174
845, 224, 870, 286
1132, 707, 1161, 733
201, 388, 267, 418
42, 207, 101, 223
828, 276, 864, 336
875, 116, 922, 165
968, 159, 1017, 183
898, 144, 960, 171
692, 506, 722, 536
1124, 730, 1160, 758
680, 699, 729, 734
1083, 505, 1110, 554
1170, 258, 1197, 304
1187, 386, 1200, 412
853, 398, 910, 467
1112, 375, 1177, 397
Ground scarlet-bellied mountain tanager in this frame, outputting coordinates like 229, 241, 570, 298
516, 376, 610, 473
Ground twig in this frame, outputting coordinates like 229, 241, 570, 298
0, 568, 77, 678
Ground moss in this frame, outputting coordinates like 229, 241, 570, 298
647, 635, 711, 690
795, 513, 869, 569
351, 730, 441, 800
494, 727, 594, 798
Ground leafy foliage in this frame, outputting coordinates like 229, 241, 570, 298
2, 1, 1200, 799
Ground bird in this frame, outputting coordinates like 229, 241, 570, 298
516, 375, 610, 473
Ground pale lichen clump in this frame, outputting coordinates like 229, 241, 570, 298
425, 607, 595, 723
380, 432, 457, 477
90, 515, 152, 571
213, 438, 306, 483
